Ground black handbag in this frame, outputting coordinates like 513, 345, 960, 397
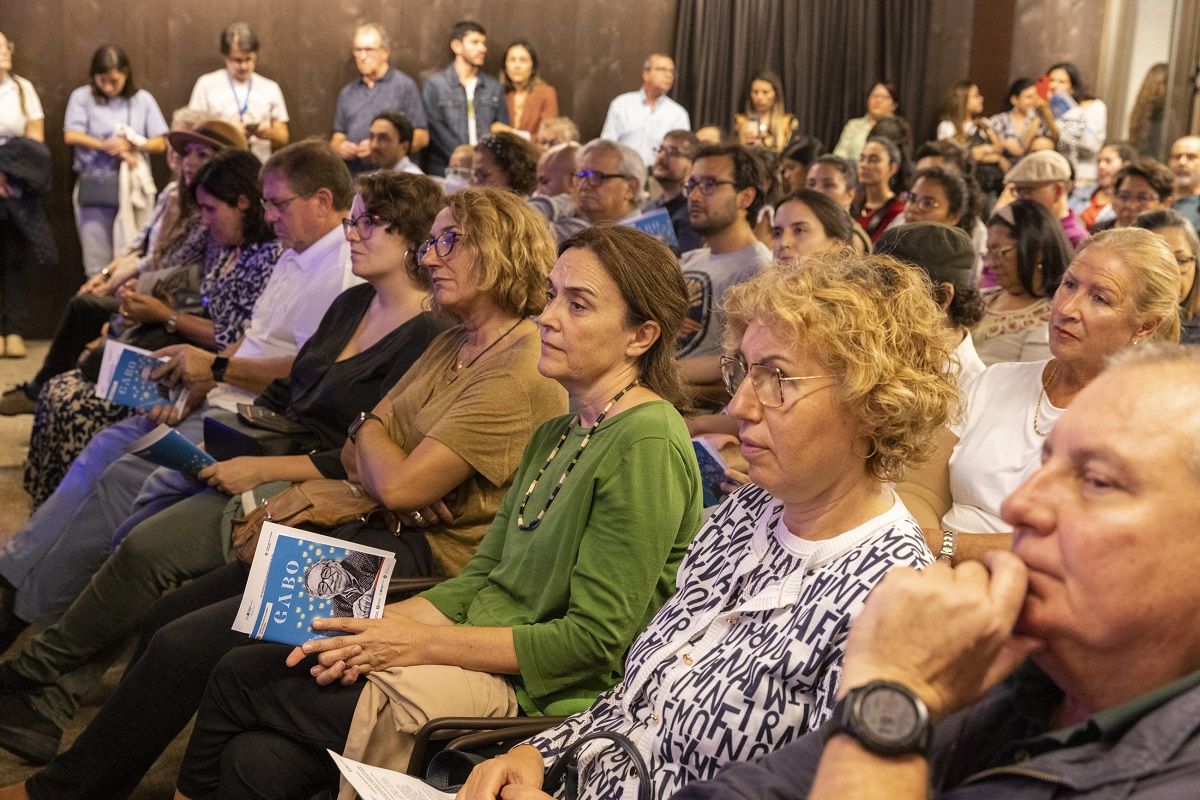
203, 411, 318, 461
77, 171, 120, 208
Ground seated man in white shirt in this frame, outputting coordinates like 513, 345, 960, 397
188, 22, 290, 162
366, 111, 421, 175
600, 53, 691, 166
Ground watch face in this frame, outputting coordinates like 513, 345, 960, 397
858, 685, 921, 746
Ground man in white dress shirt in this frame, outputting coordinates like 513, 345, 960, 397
601, 54, 691, 166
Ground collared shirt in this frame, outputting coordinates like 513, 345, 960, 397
391, 155, 423, 175
333, 67, 427, 173
207, 223, 360, 411
421, 63, 508, 177
1174, 194, 1200, 232
0, 74, 43, 138
601, 88, 691, 166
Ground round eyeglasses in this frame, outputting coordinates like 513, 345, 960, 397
342, 212, 384, 241
416, 230, 463, 266
720, 355, 832, 408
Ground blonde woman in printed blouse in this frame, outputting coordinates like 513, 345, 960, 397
972, 200, 1072, 365
459, 252, 959, 800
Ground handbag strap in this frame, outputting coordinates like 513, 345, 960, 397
543, 731, 652, 800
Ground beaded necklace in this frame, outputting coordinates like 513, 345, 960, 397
515, 379, 639, 530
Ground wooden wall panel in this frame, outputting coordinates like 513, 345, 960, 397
0, 0, 678, 335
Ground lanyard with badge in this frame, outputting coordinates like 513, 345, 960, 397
227, 72, 253, 122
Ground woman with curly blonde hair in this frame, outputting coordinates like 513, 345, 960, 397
459, 251, 959, 800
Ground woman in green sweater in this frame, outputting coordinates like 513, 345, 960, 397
172, 225, 704, 800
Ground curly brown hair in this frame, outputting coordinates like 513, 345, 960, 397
476, 132, 540, 196
722, 252, 960, 482
356, 171, 444, 288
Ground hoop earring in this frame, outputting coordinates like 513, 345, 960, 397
852, 435, 879, 460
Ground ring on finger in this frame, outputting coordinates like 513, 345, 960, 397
411, 510, 424, 524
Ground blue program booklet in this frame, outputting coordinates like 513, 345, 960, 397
125, 424, 216, 475
95, 341, 170, 410
692, 437, 732, 508
624, 206, 680, 251
234, 522, 396, 647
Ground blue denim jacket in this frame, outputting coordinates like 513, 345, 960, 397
421, 63, 508, 176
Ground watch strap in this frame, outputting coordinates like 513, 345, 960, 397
827, 680, 932, 757
210, 356, 230, 383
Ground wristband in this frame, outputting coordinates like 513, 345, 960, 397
210, 356, 230, 384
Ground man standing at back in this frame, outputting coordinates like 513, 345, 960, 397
1170, 135, 1200, 230
421, 20, 508, 177
330, 23, 428, 174
601, 54, 691, 166
676, 144, 771, 402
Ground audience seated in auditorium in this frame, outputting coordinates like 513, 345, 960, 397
330, 23, 428, 174
1078, 142, 1134, 230
899, 227, 1180, 565
971, 199, 1071, 366
675, 144, 772, 405
851, 137, 906, 244
421, 21, 507, 177
491, 39, 558, 141
171, 224, 702, 798
771, 188, 855, 263
778, 135, 824, 194
0, 184, 566, 775
533, 116, 578, 151
458, 251, 958, 800
805, 154, 871, 252
678, 343, 1200, 800
600, 53, 690, 166
1004, 150, 1087, 248
1169, 135, 1200, 229
187, 22, 288, 162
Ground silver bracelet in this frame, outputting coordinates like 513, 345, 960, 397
937, 529, 957, 563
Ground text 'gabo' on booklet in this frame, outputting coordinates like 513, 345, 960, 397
125, 424, 216, 475
234, 522, 396, 648
94, 340, 189, 412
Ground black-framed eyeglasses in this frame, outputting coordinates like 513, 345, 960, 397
905, 195, 943, 212
684, 177, 737, 196
416, 230, 463, 266
571, 170, 629, 188
654, 145, 688, 159
260, 193, 311, 213
720, 354, 832, 408
1115, 191, 1160, 204
342, 212, 385, 241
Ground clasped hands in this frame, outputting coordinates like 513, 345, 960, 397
839, 550, 1044, 724
285, 611, 432, 686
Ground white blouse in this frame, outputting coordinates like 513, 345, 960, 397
0, 74, 43, 138
528, 484, 932, 799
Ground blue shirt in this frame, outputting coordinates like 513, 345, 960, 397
1175, 195, 1200, 232
333, 67, 427, 173
63, 85, 168, 175
420, 63, 508, 176
600, 88, 691, 166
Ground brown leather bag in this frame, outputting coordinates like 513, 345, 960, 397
230, 479, 383, 564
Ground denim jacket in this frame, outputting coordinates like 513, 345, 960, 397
421, 63, 508, 176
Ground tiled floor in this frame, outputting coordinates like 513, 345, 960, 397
0, 342, 182, 797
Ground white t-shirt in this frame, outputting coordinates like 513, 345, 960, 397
944, 359, 1061, 533
0, 75, 43, 138
187, 69, 289, 162
677, 241, 773, 360
954, 331, 986, 400
207, 223, 361, 411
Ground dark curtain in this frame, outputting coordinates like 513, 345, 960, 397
673, 0, 936, 152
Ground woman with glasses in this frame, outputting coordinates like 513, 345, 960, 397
1106, 158, 1173, 230
23, 143, 275, 507
899, 227, 1179, 565
971, 199, 1071, 365
166, 224, 702, 798
460, 252, 957, 800
0, 186, 567, 781
1136, 209, 1200, 344
471, 131, 539, 196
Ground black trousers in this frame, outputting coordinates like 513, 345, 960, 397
31, 293, 119, 391
25, 524, 433, 800
0, 221, 28, 335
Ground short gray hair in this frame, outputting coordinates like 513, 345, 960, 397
355, 22, 390, 50
578, 138, 647, 206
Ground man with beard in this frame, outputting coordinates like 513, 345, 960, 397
676, 144, 771, 402
420, 20, 507, 176
366, 112, 421, 175
1170, 135, 1200, 229
647, 129, 701, 253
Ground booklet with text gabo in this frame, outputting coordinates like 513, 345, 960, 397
233, 522, 396, 647
94, 340, 186, 411
125, 423, 216, 475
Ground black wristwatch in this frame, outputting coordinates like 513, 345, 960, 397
826, 680, 932, 757
347, 411, 383, 443
210, 356, 230, 383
